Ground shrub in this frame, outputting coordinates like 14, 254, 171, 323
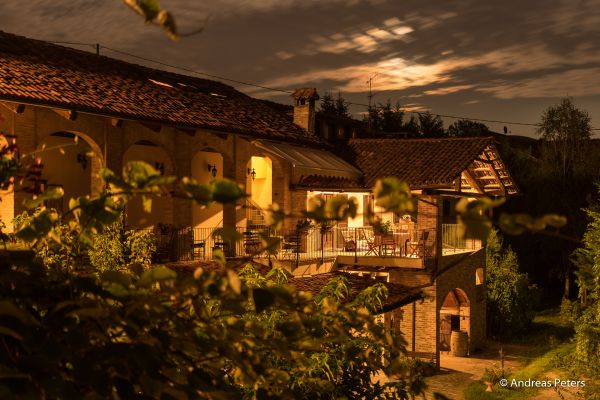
87, 217, 156, 272
486, 229, 538, 337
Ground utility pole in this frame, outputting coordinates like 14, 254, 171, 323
366, 73, 378, 130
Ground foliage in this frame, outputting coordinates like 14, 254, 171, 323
569, 185, 600, 396
481, 364, 505, 385
366, 100, 404, 133
87, 217, 157, 272
319, 92, 349, 117
486, 229, 538, 337
538, 97, 592, 185
0, 129, 429, 399
122, 0, 178, 39
447, 119, 491, 137
417, 112, 445, 137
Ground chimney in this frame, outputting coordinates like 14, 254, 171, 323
291, 88, 319, 134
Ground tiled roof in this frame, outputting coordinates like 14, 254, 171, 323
341, 137, 501, 188
295, 174, 363, 189
0, 31, 319, 144
289, 271, 423, 313
167, 262, 421, 313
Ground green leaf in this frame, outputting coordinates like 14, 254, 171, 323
23, 186, 64, 209
180, 177, 213, 206
0, 301, 38, 326
14, 209, 58, 242
543, 214, 568, 228
213, 227, 243, 245
211, 180, 245, 204
373, 177, 413, 214
138, 266, 177, 287
0, 326, 24, 341
227, 269, 242, 295
101, 271, 132, 287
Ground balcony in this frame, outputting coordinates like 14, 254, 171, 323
147, 224, 482, 268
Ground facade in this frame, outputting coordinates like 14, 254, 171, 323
0, 32, 519, 367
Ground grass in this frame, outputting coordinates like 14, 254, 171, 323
464, 310, 576, 400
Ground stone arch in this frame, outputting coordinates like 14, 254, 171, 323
36, 130, 104, 212
245, 154, 273, 228
439, 288, 471, 353
123, 140, 174, 228
191, 148, 224, 229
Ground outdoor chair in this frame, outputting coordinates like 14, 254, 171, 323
340, 229, 356, 252
408, 231, 432, 258
377, 234, 396, 256
190, 239, 206, 260
282, 232, 301, 256
359, 228, 379, 256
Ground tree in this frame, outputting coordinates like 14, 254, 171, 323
538, 97, 592, 187
569, 186, 600, 398
320, 92, 349, 117
320, 93, 337, 115
486, 229, 538, 337
365, 100, 404, 133
417, 112, 445, 137
447, 119, 491, 137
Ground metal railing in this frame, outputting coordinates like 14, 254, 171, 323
441, 224, 483, 253
133, 223, 481, 263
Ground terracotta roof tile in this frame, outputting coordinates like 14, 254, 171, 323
288, 271, 423, 313
340, 137, 497, 188
295, 174, 362, 189
0, 31, 319, 144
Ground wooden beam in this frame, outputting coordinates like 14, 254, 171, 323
110, 118, 123, 128
0, 102, 25, 114
53, 108, 78, 121
463, 170, 485, 194
480, 153, 506, 195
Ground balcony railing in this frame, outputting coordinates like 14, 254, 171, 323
142, 223, 482, 264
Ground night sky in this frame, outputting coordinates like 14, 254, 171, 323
1, 0, 600, 136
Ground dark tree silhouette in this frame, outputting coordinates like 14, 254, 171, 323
447, 119, 491, 137
417, 112, 445, 137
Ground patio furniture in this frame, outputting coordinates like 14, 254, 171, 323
408, 231, 432, 257
359, 228, 379, 256
243, 231, 262, 255
190, 239, 206, 260
340, 229, 356, 252
282, 232, 301, 254
375, 234, 396, 256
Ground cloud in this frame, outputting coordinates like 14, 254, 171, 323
479, 68, 600, 99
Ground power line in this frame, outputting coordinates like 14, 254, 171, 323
49, 41, 600, 131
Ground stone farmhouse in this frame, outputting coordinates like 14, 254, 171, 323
0, 31, 518, 367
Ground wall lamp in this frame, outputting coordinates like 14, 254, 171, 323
247, 167, 256, 181
207, 164, 217, 178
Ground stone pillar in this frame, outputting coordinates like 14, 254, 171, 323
416, 194, 442, 268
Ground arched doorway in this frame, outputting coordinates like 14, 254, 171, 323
37, 131, 103, 213
245, 155, 272, 228
439, 288, 470, 352
191, 150, 223, 229
123, 141, 173, 228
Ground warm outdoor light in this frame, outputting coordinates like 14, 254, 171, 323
247, 167, 256, 181
207, 164, 217, 178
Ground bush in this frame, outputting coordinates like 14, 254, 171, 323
486, 229, 538, 337
559, 297, 581, 325
88, 217, 156, 272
